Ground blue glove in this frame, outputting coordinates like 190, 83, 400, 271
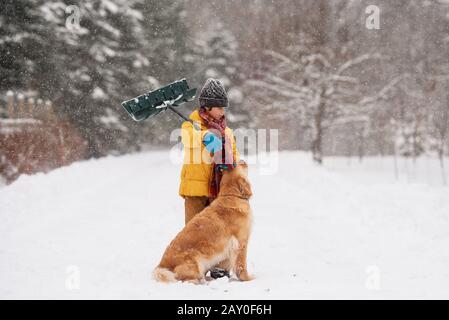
203, 131, 223, 153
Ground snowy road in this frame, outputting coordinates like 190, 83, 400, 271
1, 151, 448, 299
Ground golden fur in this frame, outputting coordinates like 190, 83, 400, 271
153, 162, 253, 283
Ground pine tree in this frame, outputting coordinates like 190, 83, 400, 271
0, 0, 56, 94
192, 20, 248, 126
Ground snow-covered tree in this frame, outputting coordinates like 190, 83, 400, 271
0, 0, 56, 94
246, 38, 387, 164
188, 17, 248, 127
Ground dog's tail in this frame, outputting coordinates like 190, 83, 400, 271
153, 267, 176, 283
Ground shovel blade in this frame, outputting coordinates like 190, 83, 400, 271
121, 79, 197, 122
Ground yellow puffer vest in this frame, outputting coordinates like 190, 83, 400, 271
179, 109, 240, 197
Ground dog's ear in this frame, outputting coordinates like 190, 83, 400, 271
237, 175, 252, 199
238, 160, 248, 169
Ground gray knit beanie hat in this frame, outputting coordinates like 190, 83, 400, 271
198, 78, 229, 108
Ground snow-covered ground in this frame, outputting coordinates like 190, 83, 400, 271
0, 150, 448, 299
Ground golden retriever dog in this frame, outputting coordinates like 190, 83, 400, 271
153, 161, 253, 283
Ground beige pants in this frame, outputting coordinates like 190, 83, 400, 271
184, 196, 210, 225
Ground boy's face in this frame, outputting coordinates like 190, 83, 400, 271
206, 107, 225, 120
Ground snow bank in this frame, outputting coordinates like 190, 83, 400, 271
0, 151, 448, 299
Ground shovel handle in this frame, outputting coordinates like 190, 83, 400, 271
167, 106, 201, 131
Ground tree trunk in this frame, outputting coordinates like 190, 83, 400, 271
358, 130, 365, 163
312, 97, 326, 165
393, 138, 399, 181
439, 148, 447, 186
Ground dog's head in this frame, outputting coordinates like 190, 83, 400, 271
219, 160, 252, 199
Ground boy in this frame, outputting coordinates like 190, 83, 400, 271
179, 78, 240, 222
179, 78, 240, 278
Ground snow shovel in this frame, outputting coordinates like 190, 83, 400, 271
121, 78, 200, 129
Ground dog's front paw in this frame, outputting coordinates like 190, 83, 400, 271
238, 270, 254, 281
